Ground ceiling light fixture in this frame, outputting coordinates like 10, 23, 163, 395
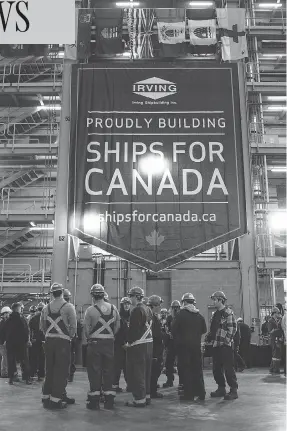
38, 106, 61, 111
270, 167, 287, 172
267, 96, 287, 101
267, 106, 287, 111
115, 2, 140, 6
189, 1, 214, 7
30, 227, 55, 231
258, 3, 282, 8
262, 53, 286, 57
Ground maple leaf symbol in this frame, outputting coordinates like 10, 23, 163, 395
145, 230, 165, 247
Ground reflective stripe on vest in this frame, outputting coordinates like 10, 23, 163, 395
130, 320, 153, 347
89, 304, 115, 340
45, 303, 70, 341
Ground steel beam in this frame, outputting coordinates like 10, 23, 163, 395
257, 257, 286, 270
247, 82, 286, 92
0, 283, 50, 292
247, 26, 287, 36
0, 83, 62, 94
0, 212, 54, 222
0, 144, 58, 156
251, 143, 287, 155
238, 63, 260, 341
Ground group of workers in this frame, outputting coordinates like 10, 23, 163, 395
2, 282, 283, 411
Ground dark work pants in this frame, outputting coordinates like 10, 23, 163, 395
234, 350, 246, 371
70, 338, 76, 377
151, 357, 162, 395
113, 344, 127, 387
82, 344, 87, 367
6, 344, 30, 381
239, 343, 250, 368
30, 342, 45, 378
86, 339, 114, 395
42, 338, 71, 401
177, 345, 205, 398
165, 342, 176, 382
212, 346, 238, 390
126, 343, 153, 404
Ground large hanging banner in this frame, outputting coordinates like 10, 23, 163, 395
69, 63, 246, 271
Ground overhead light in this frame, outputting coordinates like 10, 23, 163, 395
270, 167, 287, 172
189, 1, 214, 7
262, 53, 286, 57
30, 227, 54, 231
38, 106, 61, 110
257, 3, 282, 8
42, 96, 61, 100
267, 96, 287, 101
115, 2, 140, 6
267, 106, 287, 111
269, 212, 287, 231
30, 221, 36, 227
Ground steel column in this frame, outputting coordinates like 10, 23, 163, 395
237, 63, 260, 342
51, 63, 72, 287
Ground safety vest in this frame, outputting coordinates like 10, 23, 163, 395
89, 304, 115, 340
129, 305, 153, 347
45, 303, 70, 341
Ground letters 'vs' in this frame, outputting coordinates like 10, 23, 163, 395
0, 1, 30, 32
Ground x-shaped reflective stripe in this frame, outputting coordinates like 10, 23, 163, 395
91, 317, 115, 336
46, 315, 66, 336
142, 321, 152, 340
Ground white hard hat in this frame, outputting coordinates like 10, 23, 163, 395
1, 306, 12, 314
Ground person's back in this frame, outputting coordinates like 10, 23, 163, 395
239, 322, 251, 346
5, 311, 29, 346
29, 312, 45, 342
41, 297, 76, 339
172, 305, 207, 347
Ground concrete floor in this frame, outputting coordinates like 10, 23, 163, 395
0, 369, 286, 431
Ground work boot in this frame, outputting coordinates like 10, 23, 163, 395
210, 387, 226, 397
104, 394, 115, 410
151, 392, 163, 399
62, 394, 75, 405
177, 384, 183, 392
86, 395, 100, 410
162, 380, 173, 388
8, 378, 13, 385
113, 386, 123, 393
179, 394, 194, 401
26, 379, 33, 385
146, 397, 151, 406
42, 398, 50, 409
68, 375, 74, 383
48, 400, 67, 410
224, 389, 238, 400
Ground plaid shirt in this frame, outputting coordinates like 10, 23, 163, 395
212, 307, 237, 348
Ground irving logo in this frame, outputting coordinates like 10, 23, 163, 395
133, 77, 177, 100
0, 1, 29, 33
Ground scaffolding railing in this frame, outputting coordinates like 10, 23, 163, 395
0, 63, 63, 88
0, 258, 52, 286
1, 187, 56, 216
246, 61, 286, 83
246, 7, 286, 28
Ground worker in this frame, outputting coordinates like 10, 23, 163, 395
40, 282, 77, 410
84, 284, 120, 410
206, 291, 238, 400
4, 302, 32, 385
163, 300, 181, 388
0, 306, 12, 378
29, 302, 45, 381
112, 296, 131, 393
27, 305, 37, 322
63, 289, 77, 382
268, 307, 283, 375
237, 317, 251, 368
124, 286, 153, 407
160, 308, 168, 329
172, 293, 207, 401
148, 295, 164, 399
